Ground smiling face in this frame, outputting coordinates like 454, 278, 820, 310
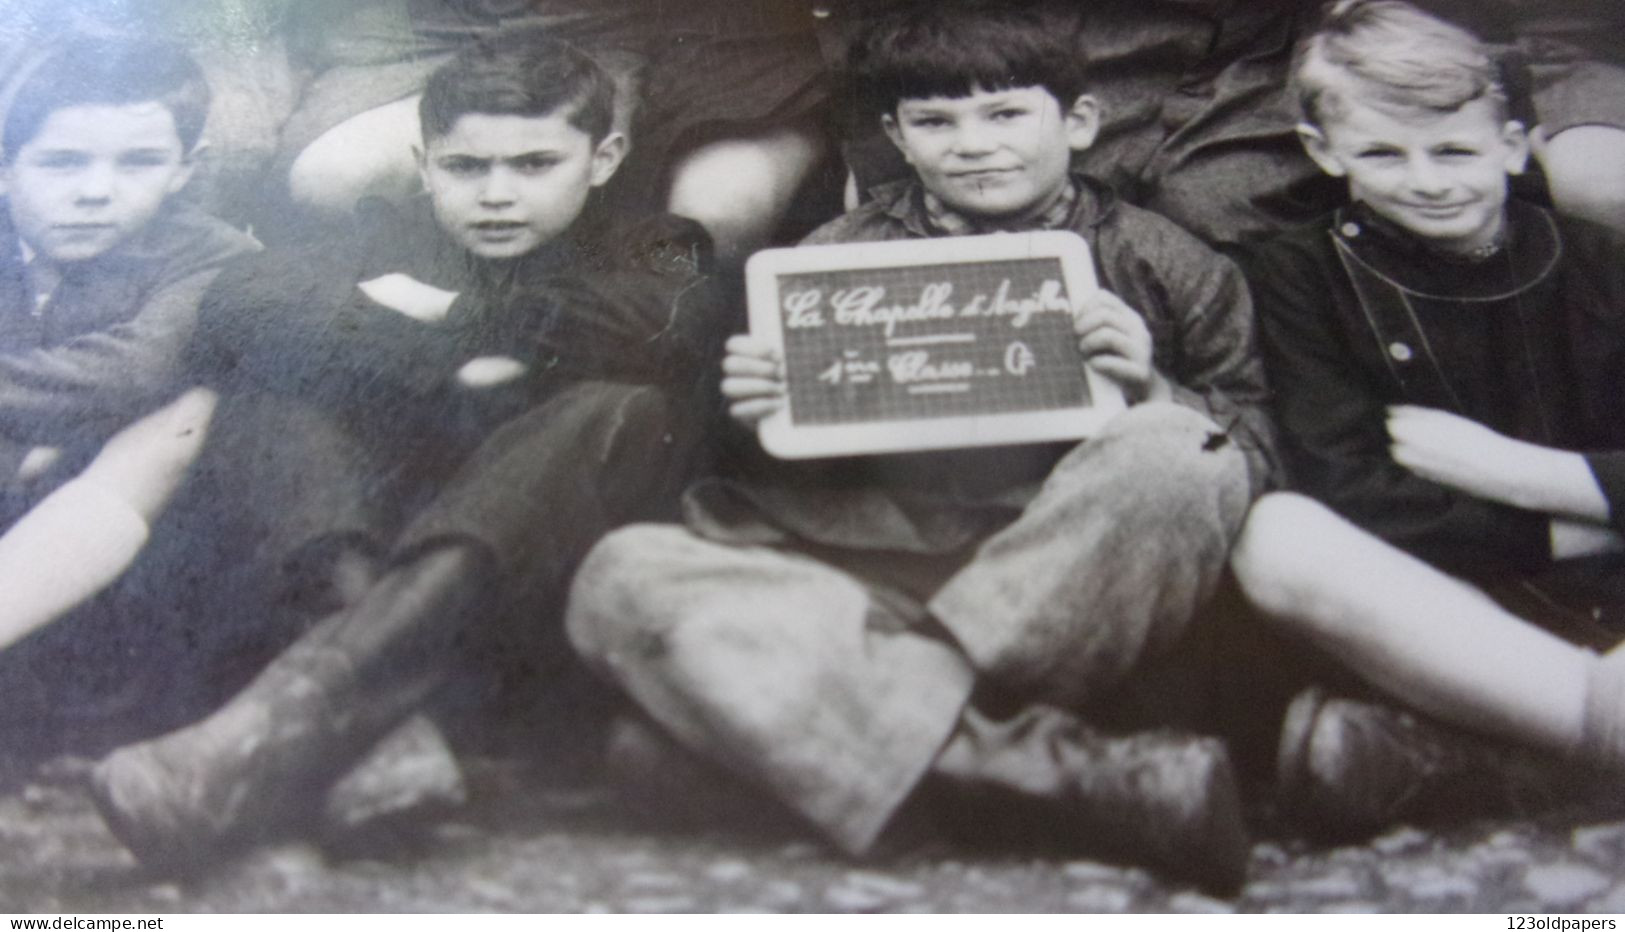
882, 85, 1098, 223
418, 109, 625, 260
1300, 96, 1529, 254
0, 102, 194, 264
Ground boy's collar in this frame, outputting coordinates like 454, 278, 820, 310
1334, 198, 1561, 300
13, 237, 56, 312
921, 180, 1079, 236
876, 173, 1114, 238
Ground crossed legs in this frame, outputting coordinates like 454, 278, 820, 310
1231, 492, 1622, 766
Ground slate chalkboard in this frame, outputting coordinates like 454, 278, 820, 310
745, 231, 1125, 458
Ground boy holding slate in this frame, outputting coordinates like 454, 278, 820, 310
567, 2, 1271, 890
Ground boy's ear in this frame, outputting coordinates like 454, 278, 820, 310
1501, 120, 1531, 176
588, 131, 629, 188
412, 141, 432, 187
1295, 122, 1346, 178
1062, 95, 1101, 151
167, 141, 204, 195
880, 112, 911, 164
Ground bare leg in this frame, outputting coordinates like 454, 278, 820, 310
287, 95, 423, 219
665, 120, 826, 261
0, 388, 217, 650
1230, 493, 1615, 762
1536, 125, 1625, 235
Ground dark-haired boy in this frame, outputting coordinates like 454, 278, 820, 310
0, 37, 257, 740
566, 3, 1270, 890
272, 0, 831, 260
0, 38, 251, 440
90, 31, 714, 867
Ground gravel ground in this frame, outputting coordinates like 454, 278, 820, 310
0, 9, 1619, 918
2, 752, 1623, 914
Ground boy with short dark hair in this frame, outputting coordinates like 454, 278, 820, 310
275, 0, 830, 260
1231, 0, 1625, 832
566, 2, 1271, 890
89, 30, 714, 867
0, 37, 257, 739
0, 37, 239, 437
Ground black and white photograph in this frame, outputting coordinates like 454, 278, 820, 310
0, 0, 1623, 915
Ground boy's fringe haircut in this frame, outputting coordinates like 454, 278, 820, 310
844, 0, 1085, 119
420, 27, 615, 144
1294, 0, 1507, 126
3, 37, 210, 159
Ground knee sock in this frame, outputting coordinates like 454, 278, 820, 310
0, 479, 149, 651
1583, 647, 1625, 768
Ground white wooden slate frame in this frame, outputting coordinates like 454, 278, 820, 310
745, 229, 1127, 459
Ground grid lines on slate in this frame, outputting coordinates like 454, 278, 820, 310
777, 256, 1091, 427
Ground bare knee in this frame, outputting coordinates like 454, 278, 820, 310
564, 527, 796, 742
1230, 492, 1349, 619
95, 388, 218, 463
81, 388, 220, 521
1083, 402, 1253, 520
287, 96, 423, 215
565, 526, 668, 664
666, 123, 826, 257
1538, 125, 1625, 233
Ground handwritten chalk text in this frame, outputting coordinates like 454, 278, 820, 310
782, 279, 1069, 337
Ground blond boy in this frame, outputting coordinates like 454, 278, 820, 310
1233, 0, 1625, 830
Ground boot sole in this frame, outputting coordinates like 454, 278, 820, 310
1275, 685, 1329, 824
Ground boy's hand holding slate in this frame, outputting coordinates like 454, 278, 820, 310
1072, 290, 1172, 404
721, 334, 786, 427
742, 231, 1125, 458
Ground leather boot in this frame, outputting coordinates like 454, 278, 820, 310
926, 705, 1250, 894
90, 543, 493, 871
1583, 647, 1625, 770
321, 713, 467, 839
1276, 686, 1593, 841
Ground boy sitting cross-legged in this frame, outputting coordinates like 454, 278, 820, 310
1231, 0, 1625, 834
89, 30, 717, 868
566, 2, 1273, 891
